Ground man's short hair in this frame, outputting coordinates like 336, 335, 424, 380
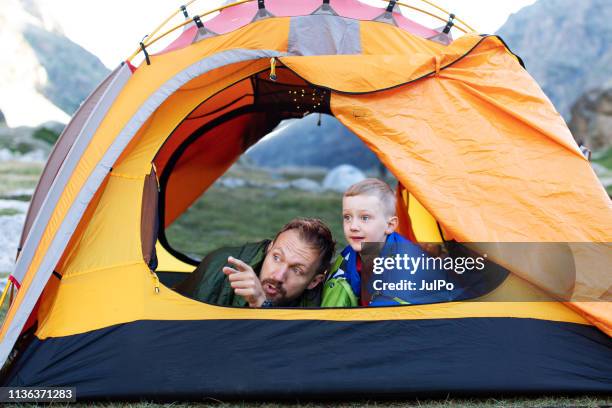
274, 218, 335, 276
344, 178, 397, 218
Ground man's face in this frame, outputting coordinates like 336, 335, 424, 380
343, 194, 394, 252
259, 229, 324, 305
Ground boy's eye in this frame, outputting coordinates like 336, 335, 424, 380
273, 254, 281, 262
343, 214, 351, 222
361, 215, 370, 222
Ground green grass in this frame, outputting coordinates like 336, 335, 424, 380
0, 161, 45, 176
0, 208, 21, 216
592, 146, 612, 170
4, 396, 612, 407
591, 147, 612, 194
166, 185, 347, 258
0, 161, 43, 196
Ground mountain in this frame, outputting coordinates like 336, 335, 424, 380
247, 114, 382, 170
0, 0, 109, 127
569, 85, 612, 151
496, 0, 612, 120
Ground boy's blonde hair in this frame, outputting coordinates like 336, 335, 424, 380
344, 178, 396, 218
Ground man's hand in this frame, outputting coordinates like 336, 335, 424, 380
223, 256, 267, 307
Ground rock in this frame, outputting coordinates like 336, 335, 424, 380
271, 181, 290, 190
0, 199, 29, 213
0, 148, 15, 161
322, 164, 366, 192
0, 212, 25, 275
0, 109, 5, 126
19, 149, 47, 163
569, 85, 612, 151
290, 178, 321, 192
217, 177, 246, 189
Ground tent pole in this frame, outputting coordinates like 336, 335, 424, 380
127, 0, 476, 63
127, 0, 252, 62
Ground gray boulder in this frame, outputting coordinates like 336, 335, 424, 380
271, 181, 290, 190
0, 148, 14, 162
217, 177, 246, 189
0, 212, 25, 276
290, 178, 321, 193
323, 164, 366, 192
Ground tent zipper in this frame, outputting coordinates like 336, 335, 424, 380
269, 57, 277, 81
151, 271, 160, 293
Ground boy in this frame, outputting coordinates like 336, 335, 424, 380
321, 178, 453, 307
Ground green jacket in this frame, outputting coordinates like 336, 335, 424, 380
320, 255, 359, 307
174, 240, 320, 307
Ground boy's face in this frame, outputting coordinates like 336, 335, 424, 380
342, 194, 397, 252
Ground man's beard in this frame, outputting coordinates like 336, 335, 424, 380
260, 278, 288, 305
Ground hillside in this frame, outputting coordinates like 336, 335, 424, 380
247, 113, 382, 170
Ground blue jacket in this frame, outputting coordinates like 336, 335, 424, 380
322, 232, 467, 307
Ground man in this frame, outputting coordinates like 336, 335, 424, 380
175, 218, 335, 307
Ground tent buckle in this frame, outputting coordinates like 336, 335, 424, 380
180, 5, 189, 18
443, 13, 456, 34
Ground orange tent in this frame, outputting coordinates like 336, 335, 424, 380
1, 0, 610, 399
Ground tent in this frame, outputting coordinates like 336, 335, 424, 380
1, 0, 611, 399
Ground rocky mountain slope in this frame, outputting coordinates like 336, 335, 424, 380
569, 85, 612, 151
496, 0, 612, 120
0, 0, 109, 127
246, 114, 381, 170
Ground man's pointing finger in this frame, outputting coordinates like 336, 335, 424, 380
227, 256, 252, 272
222, 266, 240, 276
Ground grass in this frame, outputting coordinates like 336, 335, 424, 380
592, 146, 612, 170
3, 396, 611, 407
0, 208, 21, 216
0, 161, 43, 196
0, 161, 45, 176
592, 146, 612, 194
